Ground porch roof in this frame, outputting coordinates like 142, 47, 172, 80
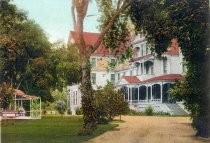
119, 74, 184, 86
122, 76, 141, 83
14, 89, 40, 100
143, 74, 184, 83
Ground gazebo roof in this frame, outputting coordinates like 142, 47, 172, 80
14, 89, 40, 100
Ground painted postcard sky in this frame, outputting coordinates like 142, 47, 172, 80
13, 0, 99, 43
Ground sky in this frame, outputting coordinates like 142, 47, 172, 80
13, 0, 99, 43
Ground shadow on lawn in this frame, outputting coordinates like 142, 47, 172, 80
1, 116, 119, 143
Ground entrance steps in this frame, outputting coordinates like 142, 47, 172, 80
130, 102, 189, 115
165, 103, 188, 115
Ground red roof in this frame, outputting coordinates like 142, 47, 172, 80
122, 74, 184, 84
123, 76, 141, 83
69, 31, 111, 55
69, 31, 129, 55
14, 89, 40, 100
144, 74, 184, 83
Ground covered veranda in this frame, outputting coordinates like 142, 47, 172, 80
118, 74, 184, 104
1, 89, 41, 119
120, 82, 175, 104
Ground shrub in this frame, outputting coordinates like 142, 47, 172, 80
55, 100, 66, 115
0, 83, 14, 109
67, 109, 72, 115
145, 105, 154, 116
128, 109, 145, 116
75, 107, 83, 115
94, 82, 129, 121
78, 127, 93, 136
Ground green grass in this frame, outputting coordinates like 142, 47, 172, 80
1, 116, 118, 143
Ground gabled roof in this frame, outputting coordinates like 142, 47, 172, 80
123, 76, 141, 83
69, 31, 111, 55
14, 89, 40, 100
68, 31, 129, 55
143, 74, 184, 83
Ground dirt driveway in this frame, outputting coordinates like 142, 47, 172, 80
86, 116, 209, 143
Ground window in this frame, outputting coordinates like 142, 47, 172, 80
163, 58, 168, 74
151, 64, 154, 74
111, 74, 115, 84
111, 59, 115, 64
146, 47, 148, 55
91, 73, 96, 84
130, 70, 133, 76
141, 63, 143, 74
141, 45, 144, 56
91, 58, 96, 68
146, 63, 149, 74
118, 73, 120, 81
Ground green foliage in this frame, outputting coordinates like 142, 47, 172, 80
0, 83, 14, 109
97, 0, 131, 55
2, 116, 118, 143
0, 1, 81, 102
78, 127, 94, 136
94, 82, 129, 121
80, 61, 97, 129
144, 105, 154, 116
31, 100, 40, 117
130, 0, 209, 137
0, 1, 55, 102
50, 44, 81, 88
67, 109, 72, 115
55, 100, 66, 115
75, 107, 83, 115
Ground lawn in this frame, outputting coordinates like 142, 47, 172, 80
1, 116, 118, 143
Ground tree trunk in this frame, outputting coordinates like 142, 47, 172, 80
71, 0, 130, 131
196, 52, 210, 138
80, 61, 97, 129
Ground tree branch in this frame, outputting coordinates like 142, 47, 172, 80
74, 0, 90, 60
93, 1, 130, 52
71, 0, 76, 30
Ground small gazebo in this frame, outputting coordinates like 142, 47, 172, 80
14, 89, 41, 119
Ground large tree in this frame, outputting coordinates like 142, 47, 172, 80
130, 0, 209, 137
71, 0, 131, 130
0, 0, 55, 102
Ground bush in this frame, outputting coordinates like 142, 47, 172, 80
145, 105, 154, 116
67, 109, 72, 115
78, 127, 93, 136
55, 100, 66, 115
75, 107, 83, 115
155, 111, 170, 116
128, 109, 145, 116
94, 82, 129, 121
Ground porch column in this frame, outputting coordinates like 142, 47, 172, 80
151, 85, 153, 101
127, 87, 130, 101
146, 86, 148, 102
130, 87, 132, 103
137, 86, 139, 102
124, 86, 129, 101
160, 82, 163, 103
